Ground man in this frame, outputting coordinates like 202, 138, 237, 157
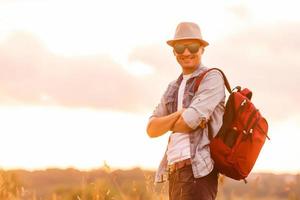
146, 22, 225, 200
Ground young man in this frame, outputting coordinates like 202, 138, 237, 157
146, 22, 225, 200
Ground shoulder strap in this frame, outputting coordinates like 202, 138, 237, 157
193, 68, 232, 94
193, 68, 232, 140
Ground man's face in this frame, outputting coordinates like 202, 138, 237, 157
173, 39, 204, 72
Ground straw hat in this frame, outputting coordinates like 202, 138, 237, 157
167, 22, 209, 47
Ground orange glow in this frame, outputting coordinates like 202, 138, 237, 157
0, 0, 299, 173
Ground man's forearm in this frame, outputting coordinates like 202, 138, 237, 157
172, 114, 207, 133
172, 115, 194, 133
147, 111, 182, 138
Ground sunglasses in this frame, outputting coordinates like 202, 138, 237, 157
173, 43, 201, 54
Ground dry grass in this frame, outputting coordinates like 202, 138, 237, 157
1, 168, 299, 200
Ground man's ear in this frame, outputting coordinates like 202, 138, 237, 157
201, 47, 205, 54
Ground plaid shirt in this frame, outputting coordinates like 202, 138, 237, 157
150, 65, 225, 183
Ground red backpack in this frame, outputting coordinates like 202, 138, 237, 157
194, 68, 269, 182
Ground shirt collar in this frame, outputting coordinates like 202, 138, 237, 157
175, 64, 208, 86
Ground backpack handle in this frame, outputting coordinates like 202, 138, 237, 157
193, 68, 232, 94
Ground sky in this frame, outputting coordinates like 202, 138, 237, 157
0, 0, 299, 173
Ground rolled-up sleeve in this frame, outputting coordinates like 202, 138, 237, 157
150, 96, 168, 119
182, 70, 225, 129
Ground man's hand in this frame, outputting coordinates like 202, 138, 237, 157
146, 110, 182, 138
199, 119, 207, 129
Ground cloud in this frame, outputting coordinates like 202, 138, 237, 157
0, 32, 163, 113
226, 3, 251, 20
129, 44, 179, 77
204, 22, 300, 120
1, 21, 299, 121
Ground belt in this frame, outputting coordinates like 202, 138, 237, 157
168, 158, 192, 174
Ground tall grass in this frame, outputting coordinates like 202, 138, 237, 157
0, 170, 21, 200
1, 167, 299, 200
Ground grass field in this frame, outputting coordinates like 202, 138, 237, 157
1, 168, 299, 200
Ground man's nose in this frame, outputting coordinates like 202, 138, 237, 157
182, 47, 191, 56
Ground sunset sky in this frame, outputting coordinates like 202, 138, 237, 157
0, 0, 299, 174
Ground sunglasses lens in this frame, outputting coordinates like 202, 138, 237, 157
187, 43, 200, 53
174, 43, 200, 54
174, 44, 185, 54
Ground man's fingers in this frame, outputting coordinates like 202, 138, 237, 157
199, 120, 207, 129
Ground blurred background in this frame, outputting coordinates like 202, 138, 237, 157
0, 0, 299, 199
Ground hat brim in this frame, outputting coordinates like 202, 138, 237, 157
167, 38, 209, 47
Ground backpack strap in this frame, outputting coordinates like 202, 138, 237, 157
193, 68, 232, 94
193, 68, 232, 140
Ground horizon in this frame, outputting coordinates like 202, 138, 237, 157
4, 165, 300, 176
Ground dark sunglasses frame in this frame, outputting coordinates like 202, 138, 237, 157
173, 43, 201, 54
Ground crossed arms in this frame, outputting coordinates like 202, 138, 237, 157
146, 70, 225, 138
146, 109, 196, 138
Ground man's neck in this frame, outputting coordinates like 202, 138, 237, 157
182, 64, 201, 75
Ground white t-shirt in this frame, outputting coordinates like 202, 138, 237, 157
167, 73, 192, 164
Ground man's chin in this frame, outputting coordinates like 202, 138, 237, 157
182, 64, 197, 69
